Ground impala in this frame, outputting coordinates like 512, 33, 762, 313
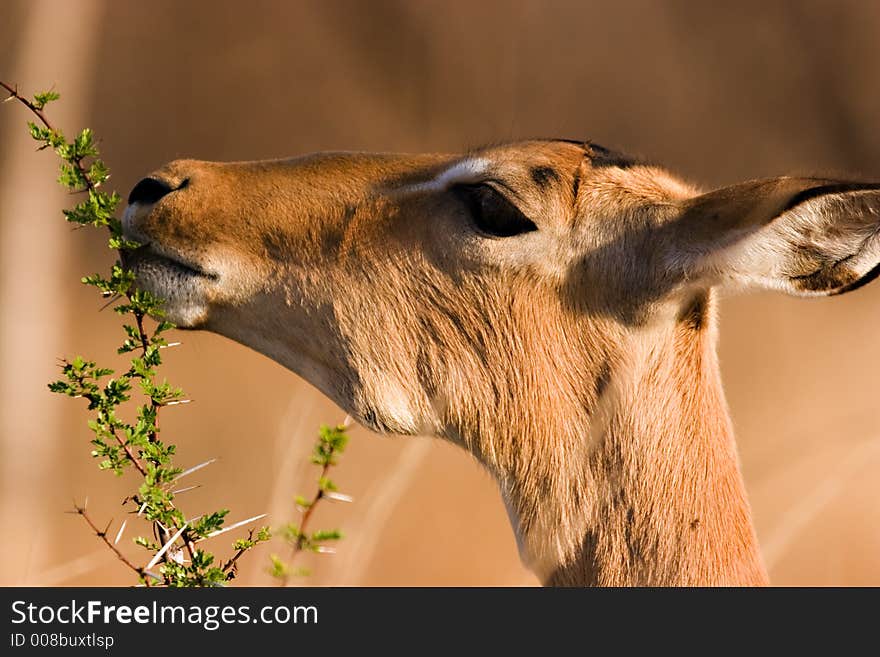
122, 140, 880, 586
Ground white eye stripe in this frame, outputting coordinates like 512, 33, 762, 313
406, 158, 491, 194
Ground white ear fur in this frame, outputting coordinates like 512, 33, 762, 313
677, 179, 880, 296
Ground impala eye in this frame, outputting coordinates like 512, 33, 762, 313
453, 183, 538, 237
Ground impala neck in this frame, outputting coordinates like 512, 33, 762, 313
472, 294, 768, 586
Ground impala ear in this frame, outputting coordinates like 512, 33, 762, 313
674, 177, 880, 296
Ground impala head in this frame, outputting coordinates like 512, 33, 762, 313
122, 139, 880, 441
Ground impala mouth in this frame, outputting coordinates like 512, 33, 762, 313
123, 243, 218, 281
119, 242, 219, 327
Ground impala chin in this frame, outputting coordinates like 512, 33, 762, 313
122, 244, 216, 328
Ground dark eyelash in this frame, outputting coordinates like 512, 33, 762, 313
452, 184, 538, 238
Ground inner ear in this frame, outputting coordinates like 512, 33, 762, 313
676, 177, 880, 297
828, 257, 880, 295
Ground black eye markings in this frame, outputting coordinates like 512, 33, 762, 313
530, 166, 560, 188
451, 183, 538, 238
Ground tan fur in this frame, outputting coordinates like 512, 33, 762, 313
122, 140, 880, 586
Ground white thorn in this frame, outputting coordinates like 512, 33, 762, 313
315, 546, 337, 554
342, 415, 353, 428
171, 484, 201, 496
114, 519, 127, 545
160, 342, 181, 349
174, 458, 217, 481
146, 522, 188, 570
165, 399, 191, 406
324, 491, 354, 503
201, 514, 267, 540
137, 502, 147, 516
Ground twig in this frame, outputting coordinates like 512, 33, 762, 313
1, 81, 56, 130
72, 503, 150, 585
134, 310, 162, 443
1, 81, 97, 196
3, 80, 151, 476
294, 461, 332, 555
274, 424, 349, 585
6, 79, 280, 587
279, 461, 337, 587
108, 424, 148, 477
222, 528, 257, 577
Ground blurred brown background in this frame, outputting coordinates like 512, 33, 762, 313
2, 0, 880, 586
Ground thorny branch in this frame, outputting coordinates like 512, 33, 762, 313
71, 503, 155, 585
273, 422, 350, 585
2, 81, 96, 196
3, 79, 273, 586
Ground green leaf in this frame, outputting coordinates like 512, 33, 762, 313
134, 536, 160, 551
318, 476, 337, 492
108, 235, 141, 251
231, 526, 271, 551
191, 510, 230, 538
311, 529, 343, 542
87, 159, 110, 186
73, 128, 98, 159
32, 90, 60, 109
268, 554, 287, 578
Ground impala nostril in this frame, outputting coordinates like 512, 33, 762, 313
127, 177, 174, 206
